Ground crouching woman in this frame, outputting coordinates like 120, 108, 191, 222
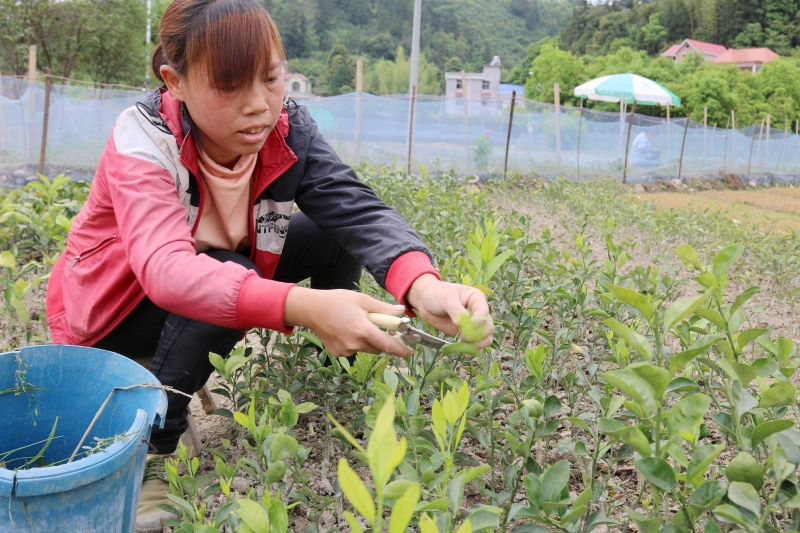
45, 0, 493, 530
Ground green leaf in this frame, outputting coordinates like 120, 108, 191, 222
279, 398, 299, 429
265, 461, 286, 484
599, 368, 657, 417
717, 359, 758, 386
295, 402, 318, 414
760, 381, 796, 409
233, 499, 270, 532
338, 458, 375, 522
606, 284, 653, 321
730, 286, 760, 315
602, 319, 654, 362
663, 289, 714, 334
626, 509, 662, 533
695, 271, 719, 289
540, 460, 570, 503
736, 328, 768, 351
668, 334, 725, 376
447, 472, 466, 512
727, 482, 761, 516
598, 418, 651, 457
468, 508, 502, 530
687, 445, 724, 487
713, 504, 753, 528
628, 363, 670, 401
209, 352, 226, 374
751, 420, 794, 448
713, 244, 743, 278
0, 250, 15, 269
689, 480, 727, 510
666, 394, 711, 444
385, 479, 416, 500
675, 244, 702, 270
635, 457, 676, 492
389, 484, 421, 533
725, 452, 764, 491
270, 434, 299, 461
566, 416, 593, 434
463, 465, 491, 484
485, 249, 514, 281
455, 518, 473, 533
694, 309, 727, 330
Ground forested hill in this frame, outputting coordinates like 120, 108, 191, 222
560, 0, 800, 58
265, 0, 571, 93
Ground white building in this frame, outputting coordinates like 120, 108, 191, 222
285, 72, 313, 99
444, 57, 503, 115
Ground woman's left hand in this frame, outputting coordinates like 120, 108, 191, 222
405, 274, 494, 349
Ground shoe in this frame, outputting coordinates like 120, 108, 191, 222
134, 455, 174, 533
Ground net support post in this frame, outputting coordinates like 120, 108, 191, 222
38, 70, 52, 175
503, 90, 516, 180
406, 84, 416, 176
622, 100, 636, 184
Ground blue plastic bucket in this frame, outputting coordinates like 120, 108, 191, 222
0, 345, 167, 532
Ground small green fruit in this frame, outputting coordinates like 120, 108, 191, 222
521, 399, 544, 418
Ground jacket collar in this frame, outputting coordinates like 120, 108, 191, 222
157, 89, 295, 189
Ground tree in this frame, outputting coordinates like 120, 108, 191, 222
524, 44, 585, 105
641, 13, 668, 55
81, 0, 147, 85
327, 44, 354, 95
0, 0, 48, 76
363, 46, 441, 95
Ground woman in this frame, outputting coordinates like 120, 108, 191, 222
45, 0, 493, 529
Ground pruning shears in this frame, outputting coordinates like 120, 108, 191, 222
367, 313, 450, 349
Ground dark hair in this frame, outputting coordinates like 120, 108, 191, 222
151, 0, 285, 90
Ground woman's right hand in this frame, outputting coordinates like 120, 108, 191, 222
284, 287, 414, 357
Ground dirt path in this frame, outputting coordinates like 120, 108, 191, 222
638, 187, 800, 232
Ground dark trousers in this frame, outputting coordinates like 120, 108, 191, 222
93, 213, 362, 453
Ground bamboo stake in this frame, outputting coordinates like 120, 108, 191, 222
354, 57, 362, 163
37, 70, 52, 175
0, 69, 4, 152
461, 70, 470, 171
666, 104, 671, 163
622, 100, 637, 184
775, 118, 788, 172
554, 82, 562, 165
503, 90, 516, 180
703, 106, 707, 160
731, 110, 736, 171
766, 113, 770, 165
577, 99, 584, 180
747, 118, 764, 183
723, 115, 730, 174
678, 110, 691, 181
27, 44, 36, 160
407, 84, 416, 176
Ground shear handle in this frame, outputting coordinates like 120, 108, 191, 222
367, 313, 406, 330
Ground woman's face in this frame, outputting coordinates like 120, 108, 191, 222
161, 53, 285, 168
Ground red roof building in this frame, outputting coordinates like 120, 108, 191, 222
662, 39, 727, 62
713, 47, 780, 73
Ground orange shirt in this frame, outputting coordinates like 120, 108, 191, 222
193, 148, 258, 253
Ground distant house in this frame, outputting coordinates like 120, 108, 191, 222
285, 72, 313, 99
713, 48, 780, 73
444, 56, 502, 115
662, 39, 727, 62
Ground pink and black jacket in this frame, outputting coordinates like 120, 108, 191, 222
46, 88, 439, 346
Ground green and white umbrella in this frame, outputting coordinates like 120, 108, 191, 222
574, 73, 680, 106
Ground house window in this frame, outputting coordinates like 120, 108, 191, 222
482, 80, 490, 90
292, 82, 301, 92
456, 80, 462, 89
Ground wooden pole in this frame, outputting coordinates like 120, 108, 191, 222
747, 118, 764, 183
666, 104, 671, 164
354, 57, 362, 163
622, 100, 637, 184
461, 70, 470, 171
28, 44, 37, 160
619, 99, 624, 155
37, 70, 52, 175
678, 110, 692, 181
723, 115, 730, 174
703, 106, 707, 160
775, 118, 788, 171
554, 82, 562, 165
0, 69, 4, 152
502, 90, 516, 180
731, 110, 736, 170
577, 99, 584, 180
755, 116, 765, 168
407, 84, 416, 175
766, 113, 770, 165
